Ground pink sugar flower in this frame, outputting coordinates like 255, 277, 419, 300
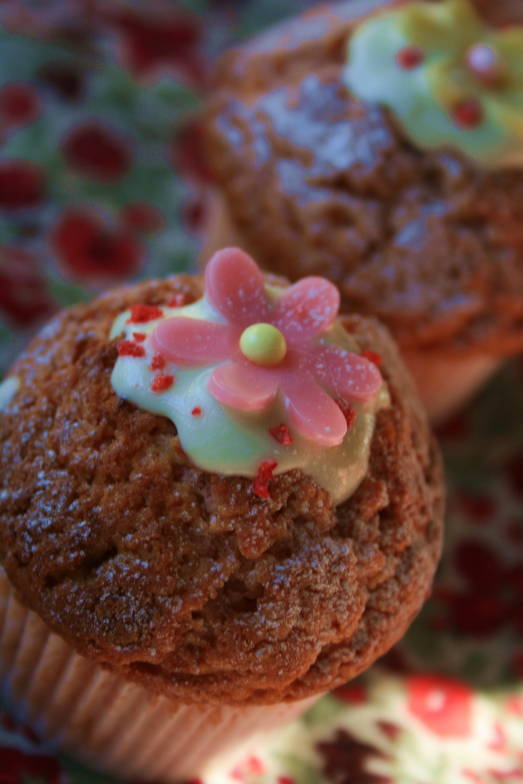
152, 248, 382, 446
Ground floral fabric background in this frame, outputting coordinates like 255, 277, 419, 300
0, 1, 522, 782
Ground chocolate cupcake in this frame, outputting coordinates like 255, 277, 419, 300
205, 0, 523, 421
0, 248, 443, 782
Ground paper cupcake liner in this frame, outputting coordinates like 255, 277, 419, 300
0, 568, 317, 782
402, 349, 500, 424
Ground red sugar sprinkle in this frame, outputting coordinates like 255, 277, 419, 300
269, 423, 293, 446
360, 350, 382, 368
341, 317, 358, 334
396, 46, 424, 70
452, 99, 483, 129
151, 353, 166, 371
127, 303, 163, 323
168, 292, 188, 308
118, 340, 145, 358
336, 400, 357, 430
191, 406, 202, 417
253, 460, 278, 500
151, 374, 174, 393
132, 332, 146, 342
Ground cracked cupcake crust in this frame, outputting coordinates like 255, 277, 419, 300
206, 0, 523, 358
0, 276, 443, 706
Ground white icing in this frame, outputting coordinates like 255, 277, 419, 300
0, 376, 19, 411
111, 298, 388, 505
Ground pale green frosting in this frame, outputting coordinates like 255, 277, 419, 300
0, 376, 19, 411
110, 293, 388, 505
343, 0, 523, 168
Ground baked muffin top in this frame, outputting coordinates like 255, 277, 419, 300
206, 0, 523, 356
0, 272, 443, 705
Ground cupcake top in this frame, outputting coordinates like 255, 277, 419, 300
111, 248, 386, 505
207, 0, 523, 357
0, 257, 443, 706
344, 0, 523, 168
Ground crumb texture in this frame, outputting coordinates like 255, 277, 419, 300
206, 0, 523, 356
0, 278, 443, 705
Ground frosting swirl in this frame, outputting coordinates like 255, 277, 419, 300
111, 248, 388, 504
343, 0, 523, 168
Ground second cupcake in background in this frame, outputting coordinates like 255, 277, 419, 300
205, 0, 523, 421
0, 248, 443, 782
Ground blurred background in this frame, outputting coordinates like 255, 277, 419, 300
0, 2, 523, 783
0, 0, 316, 374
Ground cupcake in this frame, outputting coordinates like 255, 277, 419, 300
205, 0, 523, 422
0, 248, 443, 782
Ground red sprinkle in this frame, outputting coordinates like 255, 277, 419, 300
337, 400, 357, 430
132, 332, 146, 342
360, 350, 382, 368
339, 316, 358, 334
151, 374, 175, 393
151, 353, 166, 371
269, 423, 293, 446
396, 46, 424, 70
168, 292, 188, 308
253, 460, 278, 500
127, 303, 163, 324
452, 99, 483, 129
118, 340, 145, 358
191, 406, 202, 417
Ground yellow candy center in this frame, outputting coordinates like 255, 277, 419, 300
240, 323, 287, 366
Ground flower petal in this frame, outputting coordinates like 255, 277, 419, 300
209, 360, 278, 412
282, 374, 347, 447
205, 247, 269, 326
151, 317, 232, 366
310, 344, 383, 401
273, 277, 340, 344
